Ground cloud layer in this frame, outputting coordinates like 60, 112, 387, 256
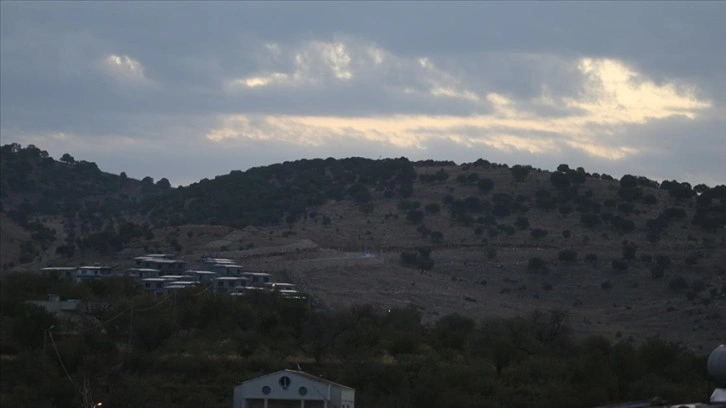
1, 2, 724, 186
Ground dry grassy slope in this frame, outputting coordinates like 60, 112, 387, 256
0, 215, 29, 267
7, 162, 724, 350
175, 164, 724, 351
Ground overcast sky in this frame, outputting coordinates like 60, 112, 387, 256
2, 2, 724, 186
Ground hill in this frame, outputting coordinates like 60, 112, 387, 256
1, 143, 725, 350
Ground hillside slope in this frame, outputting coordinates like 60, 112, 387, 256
1, 144, 725, 349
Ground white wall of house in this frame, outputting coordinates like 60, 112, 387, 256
233, 370, 354, 408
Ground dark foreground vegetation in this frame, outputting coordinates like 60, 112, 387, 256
1, 273, 710, 408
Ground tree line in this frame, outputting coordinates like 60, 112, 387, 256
0, 273, 711, 408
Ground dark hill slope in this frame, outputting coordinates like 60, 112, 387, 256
140, 157, 417, 227
0, 144, 166, 269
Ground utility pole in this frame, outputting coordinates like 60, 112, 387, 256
173, 289, 177, 324
127, 305, 133, 349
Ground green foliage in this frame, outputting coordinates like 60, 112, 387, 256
514, 216, 529, 230
663, 207, 687, 219
550, 172, 571, 189
668, 276, 689, 292
11, 303, 58, 350
477, 178, 495, 193
558, 249, 578, 262
655, 254, 672, 268
0, 272, 712, 408
424, 203, 440, 214
528, 257, 547, 273
400, 247, 435, 271
419, 169, 449, 183
622, 241, 637, 260
511, 165, 532, 182
406, 209, 424, 224
611, 259, 628, 271
581, 213, 602, 228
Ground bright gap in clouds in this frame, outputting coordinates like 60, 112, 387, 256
210, 40, 710, 162
99, 53, 152, 86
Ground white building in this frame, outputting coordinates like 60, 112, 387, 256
141, 278, 167, 296
215, 276, 248, 294
132, 256, 186, 273
242, 272, 271, 288
123, 268, 161, 280
211, 263, 244, 276
184, 270, 218, 283
76, 266, 112, 282
233, 370, 354, 408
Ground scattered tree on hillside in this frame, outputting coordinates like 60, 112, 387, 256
511, 165, 532, 182
60, 153, 75, 164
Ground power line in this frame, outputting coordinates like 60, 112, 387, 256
76, 309, 128, 333
135, 294, 171, 312
48, 330, 75, 388
192, 282, 214, 296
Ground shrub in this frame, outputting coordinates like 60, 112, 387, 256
663, 207, 687, 219
398, 200, 420, 210
642, 194, 657, 205
622, 242, 637, 260
514, 216, 529, 230
528, 257, 547, 272
684, 253, 700, 266
424, 203, 441, 214
668, 276, 689, 292
655, 254, 672, 268
690, 279, 706, 293
650, 266, 664, 280
550, 172, 571, 189
477, 178, 495, 193
612, 259, 628, 271
530, 228, 548, 239
430, 231, 444, 243
601, 281, 613, 290
558, 249, 578, 262
581, 214, 601, 228
406, 210, 424, 224
486, 248, 497, 260
559, 205, 573, 216
511, 165, 531, 182
620, 175, 639, 189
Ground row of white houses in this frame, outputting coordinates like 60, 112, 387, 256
39, 254, 304, 299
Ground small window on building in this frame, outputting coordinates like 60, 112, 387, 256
279, 375, 291, 389
262, 385, 271, 395
298, 386, 307, 396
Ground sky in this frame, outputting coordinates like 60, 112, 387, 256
1, 2, 725, 187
